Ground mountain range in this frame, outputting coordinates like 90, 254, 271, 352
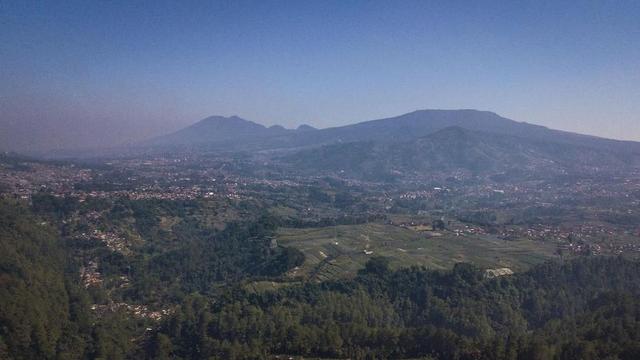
283, 125, 638, 180
148, 110, 640, 155
140, 109, 640, 179
147, 115, 317, 148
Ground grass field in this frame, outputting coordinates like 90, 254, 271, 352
277, 223, 558, 281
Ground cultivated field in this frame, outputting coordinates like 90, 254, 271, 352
277, 223, 558, 281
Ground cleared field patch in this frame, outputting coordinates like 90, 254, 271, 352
277, 223, 557, 281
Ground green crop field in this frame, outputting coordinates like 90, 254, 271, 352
277, 223, 558, 281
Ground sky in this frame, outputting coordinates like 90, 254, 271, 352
1, 0, 640, 152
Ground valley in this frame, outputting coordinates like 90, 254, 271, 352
2, 109, 640, 359
4, 2, 640, 358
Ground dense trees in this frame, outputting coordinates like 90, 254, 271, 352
150, 257, 640, 359
137, 214, 304, 296
0, 200, 93, 359
3, 196, 640, 359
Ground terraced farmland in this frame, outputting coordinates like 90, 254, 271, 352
277, 223, 558, 281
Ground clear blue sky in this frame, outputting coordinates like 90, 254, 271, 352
1, 0, 639, 151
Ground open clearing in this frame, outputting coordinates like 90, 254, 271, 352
277, 223, 557, 281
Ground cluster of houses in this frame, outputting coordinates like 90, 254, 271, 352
90, 302, 173, 321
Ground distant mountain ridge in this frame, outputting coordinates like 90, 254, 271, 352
267, 109, 640, 154
147, 110, 640, 155
147, 115, 289, 146
283, 126, 636, 179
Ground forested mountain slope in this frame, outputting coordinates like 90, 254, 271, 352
283, 126, 635, 180
0, 201, 92, 359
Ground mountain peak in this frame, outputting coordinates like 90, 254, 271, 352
398, 109, 505, 122
199, 115, 251, 124
409, 108, 494, 115
296, 124, 317, 132
148, 115, 275, 146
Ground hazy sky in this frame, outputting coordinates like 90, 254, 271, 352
1, 0, 639, 152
